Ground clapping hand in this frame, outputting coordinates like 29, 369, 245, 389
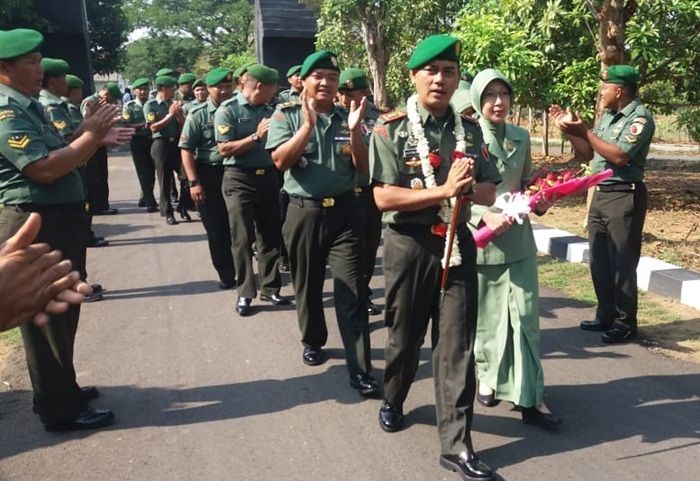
549, 104, 587, 138
348, 97, 367, 132
300, 89, 317, 129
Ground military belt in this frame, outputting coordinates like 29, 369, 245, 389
154, 136, 177, 143
288, 192, 355, 208
225, 165, 274, 176
596, 181, 642, 193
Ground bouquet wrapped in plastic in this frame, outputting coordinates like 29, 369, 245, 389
472, 167, 614, 248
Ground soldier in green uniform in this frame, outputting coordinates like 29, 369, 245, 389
182, 78, 208, 116
0, 28, 131, 431
62, 74, 84, 127
179, 67, 236, 289
233, 62, 256, 93
277, 65, 302, 104
144, 75, 186, 225
39, 58, 77, 139
550, 65, 654, 344
175, 72, 196, 103
370, 35, 501, 480
337, 68, 385, 316
123, 77, 157, 211
267, 50, 379, 396
215, 64, 290, 315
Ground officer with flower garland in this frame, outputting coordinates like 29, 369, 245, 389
370, 34, 501, 480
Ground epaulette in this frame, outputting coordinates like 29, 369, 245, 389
380, 110, 407, 122
278, 102, 298, 110
460, 114, 477, 124
220, 97, 237, 107
0, 94, 10, 107
189, 102, 207, 114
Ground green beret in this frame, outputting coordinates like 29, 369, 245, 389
156, 68, 177, 77
178, 72, 196, 84
300, 50, 340, 79
0, 29, 44, 60
131, 77, 150, 89
192, 79, 205, 88
600, 65, 640, 85
103, 82, 122, 100
66, 74, 84, 89
247, 64, 279, 85
450, 80, 472, 114
41, 58, 70, 77
407, 34, 461, 70
233, 61, 256, 80
286, 65, 302, 78
155, 76, 178, 87
205, 67, 233, 86
338, 68, 369, 92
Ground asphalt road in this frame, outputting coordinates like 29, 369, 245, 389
1, 153, 698, 481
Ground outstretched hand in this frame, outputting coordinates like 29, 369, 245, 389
348, 97, 367, 132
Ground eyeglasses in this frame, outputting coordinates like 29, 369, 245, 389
483, 91, 511, 101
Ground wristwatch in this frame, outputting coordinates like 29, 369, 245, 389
187, 179, 200, 187
251, 133, 261, 143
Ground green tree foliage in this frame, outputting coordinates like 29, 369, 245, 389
0, 0, 49, 30
86, 0, 129, 74
122, 36, 202, 81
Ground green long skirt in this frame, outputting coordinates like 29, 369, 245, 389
474, 255, 544, 407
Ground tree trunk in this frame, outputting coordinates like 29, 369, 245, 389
515, 106, 522, 126
359, 7, 390, 109
542, 111, 549, 157
528, 107, 533, 134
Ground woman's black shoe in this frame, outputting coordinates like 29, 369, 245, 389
476, 390, 500, 408
521, 407, 562, 428
179, 210, 192, 222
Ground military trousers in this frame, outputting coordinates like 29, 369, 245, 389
222, 166, 281, 298
283, 193, 371, 377
383, 223, 478, 455
151, 138, 180, 217
129, 134, 156, 207
86, 146, 110, 212
588, 182, 647, 331
277, 170, 290, 264
357, 186, 383, 298
0, 204, 89, 425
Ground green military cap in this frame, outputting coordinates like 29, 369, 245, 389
247, 64, 279, 85
41, 58, 70, 77
156, 68, 177, 77
451, 79, 472, 114
155, 75, 178, 87
131, 77, 150, 89
286, 65, 302, 78
66, 74, 84, 88
103, 82, 122, 100
233, 61, 256, 80
206, 67, 233, 86
192, 78, 205, 88
0, 28, 44, 60
600, 65, 640, 85
300, 50, 340, 79
407, 34, 461, 70
338, 68, 369, 91
178, 72, 196, 84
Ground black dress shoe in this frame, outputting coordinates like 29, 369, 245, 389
476, 390, 500, 408
580, 318, 613, 332
146, 205, 158, 213
44, 407, 115, 432
179, 210, 192, 222
521, 407, 562, 428
81, 386, 100, 402
350, 373, 380, 397
236, 297, 252, 316
259, 292, 291, 305
96, 208, 118, 215
440, 452, 494, 481
302, 346, 326, 366
87, 238, 109, 248
378, 401, 404, 432
138, 199, 147, 207
367, 299, 382, 316
218, 280, 236, 290
166, 215, 178, 225
601, 324, 636, 344
279, 259, 290, 273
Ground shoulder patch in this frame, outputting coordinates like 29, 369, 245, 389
278, 102, 298, 110
146, 112, 156, 122
217, 124, 230, 134
8, 134, 30, 149
372, 125, 389, 137
122, 111, 131, 120
272, 111, 286, 121
53, 120, 67, 130
380, 110, 407, 122
0, 109, 16, 121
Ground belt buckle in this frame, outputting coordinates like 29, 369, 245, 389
354, 187, 362, 194
321, 197, 335, 208
168, 137, 175, 142
255, 168, 265, 176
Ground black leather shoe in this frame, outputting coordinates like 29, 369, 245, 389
367, 299, 382, 316
179, 210, 192, 222
165, 215, 178, 225
81, 386, 100, 402
96, 208, 118, 215
379, 401, 404, 432
350, 373, 380, 396
236, 297, 252, 316
476, 390, 500, 408
440, 452, 494, 481
521, 407, 562, 428
87, 238, 109, 248
218, 280, 236, 290
259, 292, 291, 305
91, 284, 104, 294
146, 205, 158, 213
279, 259, 290, 273
602, 324, 636, 344
302, 346, 326, 366
138, 199, 147, 207
580, 319, 613, 332
83, 291, 103, 303
44, 407, 115, 432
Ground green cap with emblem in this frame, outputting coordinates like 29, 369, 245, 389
192, 78, 205, 88
155, 75, 178, 87
131, 77, 150, 89
0, 28, 44, 60
338, 68, 369, 92
102, 82, 122, 100
407, 34, 461, 70
286, 65, 302, 78
178, 72, 196, 84
600, 65, 640, 85
66, 74, 84, 88
206, 67, 233, 86
41, 58, 70, 77
233, 61, 256, 80
156, 68, 177, 78
300, 50, 340, 79
247, 64, 279, 85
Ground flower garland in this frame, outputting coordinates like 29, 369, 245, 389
406, 94, 467, 268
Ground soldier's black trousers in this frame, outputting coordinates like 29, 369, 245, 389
197, 162, 235, 284
382, 223, 478, 455
357, 186, 383, 298
277, 170, 290, 263
0, 204, 89, 425
85, 146, 109, 212
129, 134, 156, 207
283, 193, 371, 377
588, 183, 647, 331
151, 138, 180, 217
222, 166, 281, 298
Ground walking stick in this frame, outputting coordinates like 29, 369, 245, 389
439, 194, 464, 306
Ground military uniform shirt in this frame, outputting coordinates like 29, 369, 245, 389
215, 92, 274, 168
79, 93, 99, 118
357, 102, 383, 187
183, 99, 204, 116
39, 89, 76, 138
0, 83, 85, 205
122, 98, 150, 136
143, 97, 180, 139
591, 98, 655, 184
267, 103, 361, 198
179, 99, 224, 166
62, 97, 83, 128
277, 89, 301, 105
370, 103, 501, 225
